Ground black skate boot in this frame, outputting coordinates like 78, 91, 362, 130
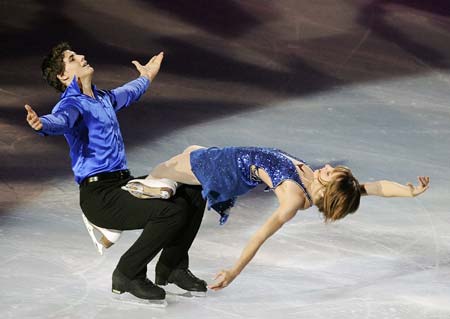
156, 265, 207, 297
112, 269, 167, 307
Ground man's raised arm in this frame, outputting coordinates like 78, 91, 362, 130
109, 52, 164, 111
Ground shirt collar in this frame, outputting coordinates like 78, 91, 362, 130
61, 76, 99, 99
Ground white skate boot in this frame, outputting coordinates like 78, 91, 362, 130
82, 214, 122, 255
121, 176, 179, 199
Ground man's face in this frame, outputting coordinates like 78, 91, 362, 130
58, 50, 94, 84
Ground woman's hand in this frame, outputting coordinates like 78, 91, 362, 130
208, 269, 238, 291
407, 176, 430, 197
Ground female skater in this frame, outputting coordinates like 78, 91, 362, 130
123, 145, 430, 290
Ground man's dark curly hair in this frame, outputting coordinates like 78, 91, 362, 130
41, 42, 72, 92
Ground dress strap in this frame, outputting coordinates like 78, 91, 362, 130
276, 152, 313, 206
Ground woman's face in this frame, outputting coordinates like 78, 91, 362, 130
316, 164, 335, 184
311, 164, 335, 200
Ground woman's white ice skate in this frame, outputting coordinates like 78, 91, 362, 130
82, 214, 122, 255
121, 176, 179, 199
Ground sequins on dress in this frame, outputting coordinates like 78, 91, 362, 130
190, 147, 313, 224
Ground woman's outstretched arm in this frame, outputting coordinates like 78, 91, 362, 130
362, 176, 430, 197
209, 181, 305, 291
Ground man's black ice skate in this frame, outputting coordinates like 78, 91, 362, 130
112, 269, 167, 307
156, 268, 207, 297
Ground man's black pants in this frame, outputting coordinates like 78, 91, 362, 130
79, 176, 205, 280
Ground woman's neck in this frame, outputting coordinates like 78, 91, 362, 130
296, 163, 315, 195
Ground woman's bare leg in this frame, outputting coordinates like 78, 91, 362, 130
149, 145, 205, 185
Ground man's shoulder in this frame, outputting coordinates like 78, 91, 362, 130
52, 96, 83, 113
96, 89, 111, 99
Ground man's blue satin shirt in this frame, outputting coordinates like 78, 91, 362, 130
39, 76, 150, 184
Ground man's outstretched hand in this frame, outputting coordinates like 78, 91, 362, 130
132, 52, 164, 81
25, 104, 43, 131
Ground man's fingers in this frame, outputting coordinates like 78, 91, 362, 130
32, 123, 43, 130
27, 111, 38, 122
25, 104, 36, 116
148, 52, 164, 65
131, 60, 142, 69
25, 104, 42, 130
30, 119, 42, 130
154, 52, 164, 64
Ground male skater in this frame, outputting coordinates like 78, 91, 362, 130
25, 42, 207, 305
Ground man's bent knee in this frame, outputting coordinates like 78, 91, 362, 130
162, 206, 188, 229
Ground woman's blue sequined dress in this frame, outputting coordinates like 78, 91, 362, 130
190, 147, 312, 224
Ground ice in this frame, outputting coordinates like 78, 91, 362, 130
1, 1, 450, 318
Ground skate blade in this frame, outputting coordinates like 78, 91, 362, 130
112, 291, 167, 307
160, 284, 207, 298
82, 214, 104, 255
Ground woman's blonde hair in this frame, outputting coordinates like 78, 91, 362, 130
315, 166, 362, 222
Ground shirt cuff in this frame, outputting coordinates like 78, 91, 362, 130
139, 76, 151, 89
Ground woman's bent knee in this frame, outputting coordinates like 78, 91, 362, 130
183, 145, 204, 154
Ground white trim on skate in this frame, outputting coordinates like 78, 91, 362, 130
121, 177, 179, 199
82, 213, 122, 255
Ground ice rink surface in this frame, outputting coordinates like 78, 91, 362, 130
1, 1, 450, 318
